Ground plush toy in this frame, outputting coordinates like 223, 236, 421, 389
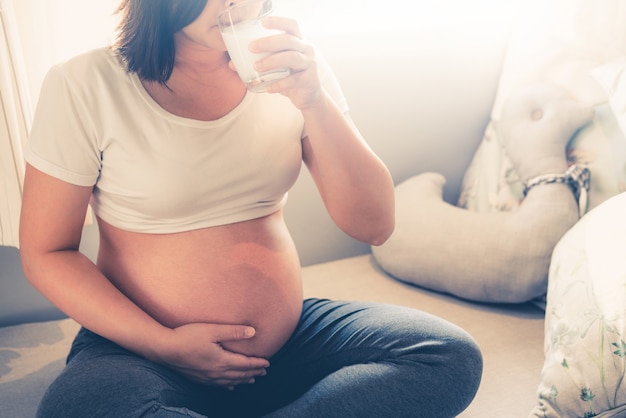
371, 84, 594, 303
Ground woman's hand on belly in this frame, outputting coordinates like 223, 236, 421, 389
154, 322, 270, 389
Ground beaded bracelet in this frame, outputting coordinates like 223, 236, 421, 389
522, 164, 591, 217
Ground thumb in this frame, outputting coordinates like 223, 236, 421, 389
213, 324, 256, 343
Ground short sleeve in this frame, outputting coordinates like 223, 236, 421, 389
317, 49, 349, 113
26, 64, 102, 187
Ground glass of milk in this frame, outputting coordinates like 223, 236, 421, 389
218, 0, 290, 93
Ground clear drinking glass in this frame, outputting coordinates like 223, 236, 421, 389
218, 0, 290, 93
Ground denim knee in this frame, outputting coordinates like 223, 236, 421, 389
37, 359, 160, 418
372, 305, 483, 416
401, 323, 483, 416
442, 327, 483, 400
37, 344, 206, 418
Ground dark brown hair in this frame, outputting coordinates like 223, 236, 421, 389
114, 0, 207, 84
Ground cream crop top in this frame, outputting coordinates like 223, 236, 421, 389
26, 47, 348, 233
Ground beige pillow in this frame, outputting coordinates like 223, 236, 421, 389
371, 84, 592, 303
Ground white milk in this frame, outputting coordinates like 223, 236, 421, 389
221, 22, 289, 92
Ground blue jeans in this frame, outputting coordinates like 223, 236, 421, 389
37, 298, 482, 418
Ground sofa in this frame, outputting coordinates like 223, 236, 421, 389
2, 3, 625, 417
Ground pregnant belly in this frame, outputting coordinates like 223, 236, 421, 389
96, 212, 304, 358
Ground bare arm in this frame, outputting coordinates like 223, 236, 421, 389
301, 97, 395, 245
256, 17, 395, 245
19, 164, 268, 386
19, 165, 160, 351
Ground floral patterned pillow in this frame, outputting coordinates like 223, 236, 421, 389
531, 192, 626, 417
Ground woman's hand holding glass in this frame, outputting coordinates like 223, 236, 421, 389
249, 16, 324, 110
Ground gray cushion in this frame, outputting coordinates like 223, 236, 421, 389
0, 318, 79, 418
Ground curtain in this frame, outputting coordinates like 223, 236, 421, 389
0, 0, 118, 248
0, 0, 30, 248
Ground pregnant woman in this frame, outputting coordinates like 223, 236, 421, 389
19, 1, 482, 417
